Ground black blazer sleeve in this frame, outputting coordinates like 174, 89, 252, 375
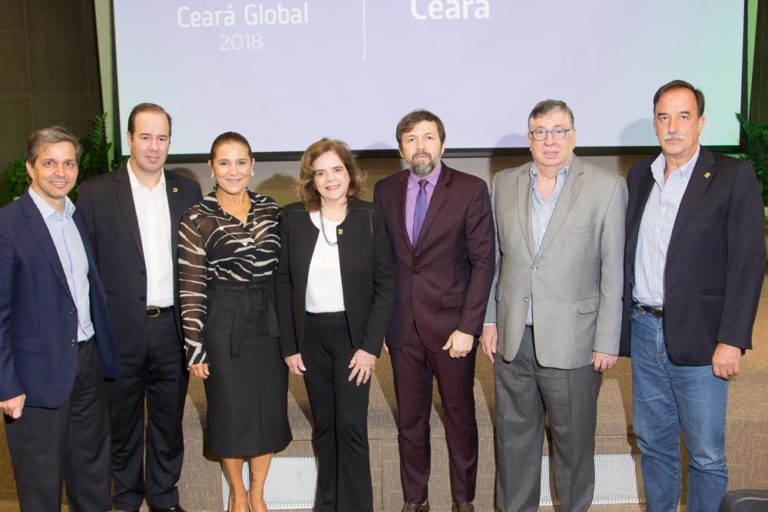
715, 158, 765, 348
276, 204, 301, 358
349, 202, 396, 356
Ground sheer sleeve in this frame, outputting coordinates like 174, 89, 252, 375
178, 207, 208, 366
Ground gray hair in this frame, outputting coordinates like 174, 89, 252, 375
528, 100, 575, 129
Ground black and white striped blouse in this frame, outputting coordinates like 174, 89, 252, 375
178, 190, 280, 366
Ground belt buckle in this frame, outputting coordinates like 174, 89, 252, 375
635, 302, 663, 317
146, 306, 161, 318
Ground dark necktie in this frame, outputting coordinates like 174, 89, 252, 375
412, 179, 428, 246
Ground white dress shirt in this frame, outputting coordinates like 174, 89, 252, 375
127, 162, 174, 307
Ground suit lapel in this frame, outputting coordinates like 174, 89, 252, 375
413, 164, 451, 253
20, 193, 73, 303
669, 149, 717, 244
73, 211, 97, 277
394, 171, 413, 251
516, 166, 535, 259
165, 170, 184, 252
535, 157, 585, 259
294, 209, 319, 289
114, 166, 145, 261
627, 165, 655, 255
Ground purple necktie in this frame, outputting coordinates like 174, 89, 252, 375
412, 179, 428, 245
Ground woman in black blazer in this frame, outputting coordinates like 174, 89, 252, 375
276, 138, 396, 512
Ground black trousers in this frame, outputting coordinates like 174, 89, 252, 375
5, 339, 111, 511
109, 310, 188, 510
302, 312, 373, 512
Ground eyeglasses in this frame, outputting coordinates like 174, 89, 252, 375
528, 127, 572, 141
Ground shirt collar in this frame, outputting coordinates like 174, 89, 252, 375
28, 186, 75, 219
127, 160, 166, 191
409, 162, 442, 187
650, 145, 700, 182
530, 159, 571, 180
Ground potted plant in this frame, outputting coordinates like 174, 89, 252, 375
736, 113, 768, 222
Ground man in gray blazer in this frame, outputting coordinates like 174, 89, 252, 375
480, 100, 626, 512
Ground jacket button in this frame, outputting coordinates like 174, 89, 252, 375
69, 308, 76, 315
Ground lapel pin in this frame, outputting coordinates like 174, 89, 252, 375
704, 171, 711, 179
337, 228, 344, 235
172, 186, 178, 193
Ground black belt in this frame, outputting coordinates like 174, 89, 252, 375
306, 311, 346, 317
634, 302, 664, 318
78, 335, 94, 349
146, 306, 173, 317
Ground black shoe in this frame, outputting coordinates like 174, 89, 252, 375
150, 507, 187, 512
451, 503, 474, 512
401, 500, 430, 512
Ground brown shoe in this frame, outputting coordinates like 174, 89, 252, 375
451, 503, 474, 512
401, 500, 430, 512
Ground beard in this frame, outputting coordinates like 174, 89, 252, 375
410, 152, 437, 177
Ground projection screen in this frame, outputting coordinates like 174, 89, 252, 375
112, 0, 746, 156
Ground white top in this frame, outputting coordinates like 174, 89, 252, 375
127, 162, 174, 307
305, 210, 345, 313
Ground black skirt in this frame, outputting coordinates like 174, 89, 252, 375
202, 278, 292, 457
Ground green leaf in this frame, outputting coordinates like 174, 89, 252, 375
736, 113, 768, 206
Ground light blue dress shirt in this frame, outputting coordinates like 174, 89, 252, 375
29, 188, 95, 342
632, 147, 700, 307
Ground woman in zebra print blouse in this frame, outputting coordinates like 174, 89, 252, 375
178, 132, 291, 512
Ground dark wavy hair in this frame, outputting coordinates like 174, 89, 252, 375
653, 79, 705, 116
297, 138, 366, 211
27, 125, 82, 164
209, 131, 252, 161
395, 109, 446, 148
127, 103, 173, 136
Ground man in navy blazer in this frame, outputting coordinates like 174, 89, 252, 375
0, 126, 120, 510
374, 110, 495, 512
77, 104, 201, 512
621, 80, 766, 511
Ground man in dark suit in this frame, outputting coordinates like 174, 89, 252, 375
0, 126, 120, 511
374, 110, 495, 512
621, 80, 765, 512
77, 104, 201, 512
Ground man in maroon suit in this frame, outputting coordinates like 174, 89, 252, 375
374, 110, 495, 512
